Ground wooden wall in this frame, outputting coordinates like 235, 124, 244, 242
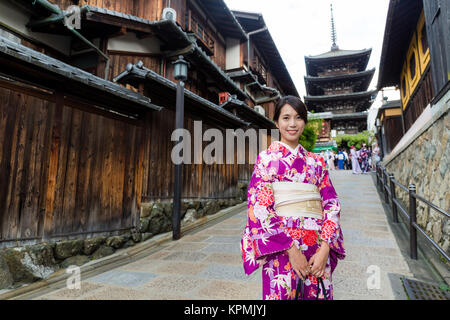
141, 107, 255, 201
53, 0, 165, 21
0, 84, 144, 242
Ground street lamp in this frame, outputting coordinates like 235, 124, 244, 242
375, 118, 384, 161
173, 55, 189, 81
172, 55, 189, 240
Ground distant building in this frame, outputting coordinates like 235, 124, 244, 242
304, 4, 377, 152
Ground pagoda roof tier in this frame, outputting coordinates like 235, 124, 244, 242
309, 111, 368, 121
304, 90, 378, 102
305, 48, 372, 76
304, 68, 375, 96
305, 90, 377, 113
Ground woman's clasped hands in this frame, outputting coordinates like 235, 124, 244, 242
287, 241, 330, 280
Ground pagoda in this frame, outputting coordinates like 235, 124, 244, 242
304, 4, 377, 144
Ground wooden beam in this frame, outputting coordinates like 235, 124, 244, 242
42, 89, 64, 240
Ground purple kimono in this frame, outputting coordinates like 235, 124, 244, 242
240, 141, 345, 300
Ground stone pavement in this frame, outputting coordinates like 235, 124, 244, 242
30, 170, 414, 300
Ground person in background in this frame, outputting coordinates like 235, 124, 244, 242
337, 149, 345, 170
372, 144, 381, 171
359, 144, 369, 174
343, 149, 350, 170
328, 150, 335, 170
350, 145, 361, 174
333, 150, 338, 169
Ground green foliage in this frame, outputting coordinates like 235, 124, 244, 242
299, 118, 322, 152
335, 130, 375, 149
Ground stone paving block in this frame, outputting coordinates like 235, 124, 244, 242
153, 261, 207, 276
82, 286, 152, 300
165, 242, 209, 251
344, 245, 401, 257
181, 234, 212, 242
333, 276, 393, 298
118, 258, 172, 273
139, 275, 209, 295
201, 243, 241, 254
35, 282, 105, 300
333, 261, 368, 279
205, 253, 242, 266
163, 251, 208, 262
195, 280, 261, 300
87, 270, 158, 287
142, 250, 172, 260
204, 229, 243, 236
360, 253, 411, 274
207, 235, 243, 244
200, 263, 258, 282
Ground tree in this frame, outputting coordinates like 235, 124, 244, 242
335, 130, 375, 149
299, 118, 322, 152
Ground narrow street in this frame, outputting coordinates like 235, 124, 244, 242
27, 170, 414, 300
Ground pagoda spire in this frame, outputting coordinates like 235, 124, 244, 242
330, 3, 339, 51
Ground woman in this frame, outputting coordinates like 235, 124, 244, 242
337, 149, 345, 170
360, 144, 369, 174
372, 144, 381, 170
350, 145, 361, 174
328, 151, 335, 170
240, 96, 345, 300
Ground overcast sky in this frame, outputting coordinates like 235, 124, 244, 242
224, 0, 400, 129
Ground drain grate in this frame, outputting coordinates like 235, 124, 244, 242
402, 277, 450, 300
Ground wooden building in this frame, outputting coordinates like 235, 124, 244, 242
303, 5, 377, 151
376, 0, 449, 156
375, 100, 403, 156
0, 0, 298, 246
375, 0, 449, 271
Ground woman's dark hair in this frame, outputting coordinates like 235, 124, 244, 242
273, 95, 308, 124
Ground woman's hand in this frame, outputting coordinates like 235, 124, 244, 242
287, 244, 309, 281
308, 241, 330, 278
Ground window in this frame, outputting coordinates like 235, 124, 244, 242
420, 25, 428, 55
185, 10, 215, 56
409, 54, 416, 80
400, 62, 410, 110
406, 32, 420, 93
417, 10, 430, 74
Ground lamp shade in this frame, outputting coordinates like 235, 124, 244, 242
173, 55, 189, 81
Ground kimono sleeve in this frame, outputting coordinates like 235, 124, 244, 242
240, 153, 294, 275
317, 160, 346, 265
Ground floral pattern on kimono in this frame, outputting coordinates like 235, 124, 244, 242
240, 141, 345, 300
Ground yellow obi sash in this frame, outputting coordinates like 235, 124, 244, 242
272, 182, 323, 220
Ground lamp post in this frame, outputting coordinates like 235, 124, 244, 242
172, 55, 189, 240
376, 118, 384, 161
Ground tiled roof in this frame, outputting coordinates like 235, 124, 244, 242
0, 35, 162, 112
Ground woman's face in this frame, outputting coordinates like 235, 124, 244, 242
275, 104, 305, 145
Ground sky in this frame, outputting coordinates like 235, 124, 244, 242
224, 0, 400, 130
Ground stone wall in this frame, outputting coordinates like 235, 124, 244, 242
383, 107, 449, 256
0, 184, 248, 290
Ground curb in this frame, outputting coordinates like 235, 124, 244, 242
0, 202, 247, 300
